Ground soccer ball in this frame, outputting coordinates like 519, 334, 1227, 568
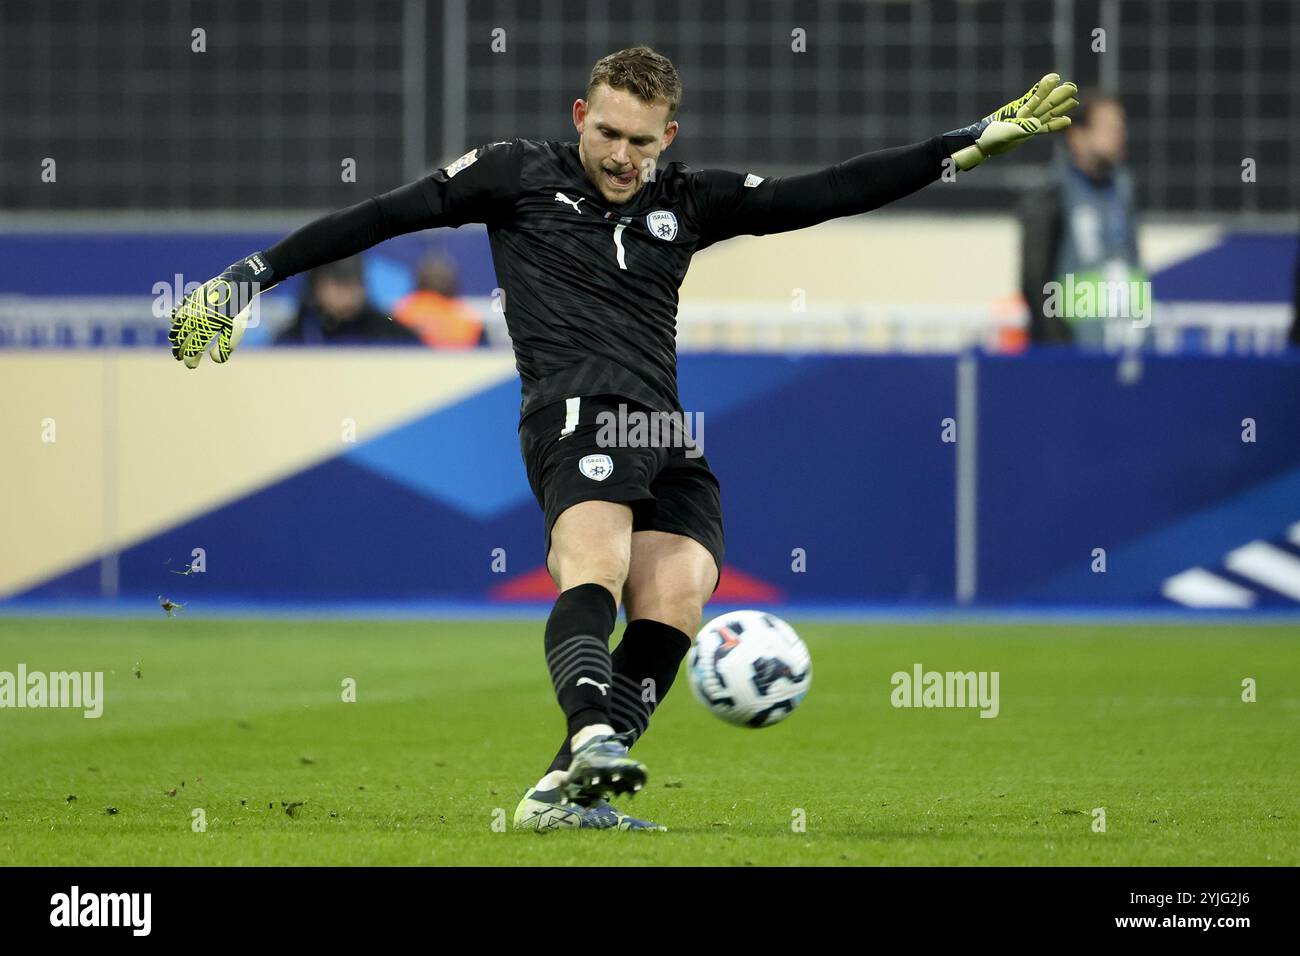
687, 610, 812, 728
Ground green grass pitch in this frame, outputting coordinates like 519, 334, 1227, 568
1, 617, 1296, 866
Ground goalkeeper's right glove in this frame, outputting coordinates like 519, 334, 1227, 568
168, 252, 278, 369
942, 73, 1079, 172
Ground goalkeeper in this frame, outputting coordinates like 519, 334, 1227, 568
170, 50, 1077, 832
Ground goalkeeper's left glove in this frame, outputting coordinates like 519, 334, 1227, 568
168, 252, 278, 369
942, 73, 1079, 172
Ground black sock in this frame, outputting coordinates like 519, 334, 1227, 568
547, 618, 692, 773
544, 582, 618, 739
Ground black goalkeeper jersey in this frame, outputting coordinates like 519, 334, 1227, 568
263, 135, 949, 422
440, 138, 777, 420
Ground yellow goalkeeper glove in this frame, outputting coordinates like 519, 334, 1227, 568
943, 73, 1079, 172
168, 253, 275, 369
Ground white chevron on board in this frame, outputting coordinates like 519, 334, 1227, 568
1161, 568, 1256, 609
1224, 541, 1300, 602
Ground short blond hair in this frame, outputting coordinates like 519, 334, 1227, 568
586, 46, 682, 120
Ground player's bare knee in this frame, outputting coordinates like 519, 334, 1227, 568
550, 501, 632, 594
552, 543, 629, 598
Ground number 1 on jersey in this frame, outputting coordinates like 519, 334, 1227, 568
612, 223, 628, 270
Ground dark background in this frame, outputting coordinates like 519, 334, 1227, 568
2, 0, 1294, 214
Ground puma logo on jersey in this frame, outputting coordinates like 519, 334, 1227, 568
576, 677, 610, 695
554, 192, 585, 214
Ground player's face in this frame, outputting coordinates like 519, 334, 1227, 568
573, 84, 678, 204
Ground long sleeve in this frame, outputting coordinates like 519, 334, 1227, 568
264, 140, 523, 280
690, 137, 949, 249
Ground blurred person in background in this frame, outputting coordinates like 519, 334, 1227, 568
1020, 93, 1144, 347
392, 254, 487, 349
275, 256, 419, 345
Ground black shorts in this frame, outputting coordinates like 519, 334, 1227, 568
519, 393, 725, 592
